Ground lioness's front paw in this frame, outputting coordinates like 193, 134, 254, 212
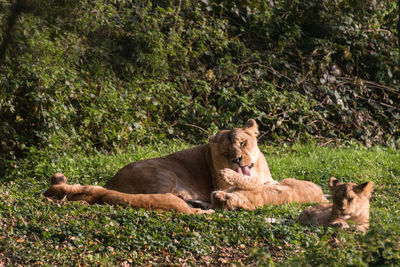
186, 199, 213, 210
218, 168, 240, 185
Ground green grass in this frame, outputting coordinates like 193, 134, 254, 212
1, 143, 399, 265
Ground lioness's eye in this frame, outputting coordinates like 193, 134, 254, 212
223, 151, 229, 157
240, 141, 247, 148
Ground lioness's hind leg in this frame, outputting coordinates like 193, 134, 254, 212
44, 173, 102, 204
44, 173, 70, 200
44, 174, 214, 214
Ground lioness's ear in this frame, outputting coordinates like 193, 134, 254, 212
356, 181, 373, 198
209, 130, 230, 143
243, 119, 259, 137
209, 134, 218, 143
329, 177, 341, 188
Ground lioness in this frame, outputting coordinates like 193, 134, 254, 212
211, 168, 328, 210
44, 119, 274, 213
298, 177, 373, 232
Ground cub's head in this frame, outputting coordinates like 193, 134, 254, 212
209, 119, 261, 179
329, 177, 373, 219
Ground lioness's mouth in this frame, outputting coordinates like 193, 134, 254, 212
235, 163, 254, 176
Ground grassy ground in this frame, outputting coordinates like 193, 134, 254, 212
1, 143, 399, 266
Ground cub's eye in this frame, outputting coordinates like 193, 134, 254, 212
240, 141, 247, 148
347, 197, 353, 202
223, 151, 229, 157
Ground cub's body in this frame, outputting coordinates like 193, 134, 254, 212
299, 177, 373, 232
211, 169, 327, 210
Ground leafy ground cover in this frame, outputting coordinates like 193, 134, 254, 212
1, 142, 399, 265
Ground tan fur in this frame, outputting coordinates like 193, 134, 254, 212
211, 168, 328, 210
44, 173, 213, 214
44, 119, 274, 213
298, 177, 373, 233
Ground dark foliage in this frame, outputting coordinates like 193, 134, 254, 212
1, 0, 399, 175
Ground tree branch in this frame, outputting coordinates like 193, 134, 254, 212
0, 0, 29, 64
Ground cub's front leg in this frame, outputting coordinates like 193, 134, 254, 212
218, 168, 243, 186
218, 168, 260, 190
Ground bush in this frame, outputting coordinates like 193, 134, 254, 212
1, 0, 399, 175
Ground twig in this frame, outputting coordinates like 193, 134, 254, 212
0, 0, 27, 64
337, 77, 399, 95
355, 95, 398, 110
363, 28, 393, 35
258, 131, 270, 140
180, 123, 211, 134
170, 94, 201, 117
398, 0, 400, 49
172, 0, 182, 32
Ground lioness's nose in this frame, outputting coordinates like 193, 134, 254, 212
231, 156, 242, 164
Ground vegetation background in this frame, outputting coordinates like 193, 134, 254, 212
1, 0, 399, 172
0, 0, 399, 265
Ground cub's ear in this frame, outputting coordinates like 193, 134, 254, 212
243, 119, 259, 137
329, 177, 341, 188
356, 181, 373, 198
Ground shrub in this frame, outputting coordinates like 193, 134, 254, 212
0, 0, 399, 175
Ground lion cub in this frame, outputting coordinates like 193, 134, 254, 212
211, 168, 328, 210
298, 177, 373, 233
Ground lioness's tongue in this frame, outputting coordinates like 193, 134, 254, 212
242, 166, 251, 176
236, 166, 251, 176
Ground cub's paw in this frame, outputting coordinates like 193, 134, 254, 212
193, 208, 215, 215
218, 168, 240, 185
330, 221, 350, 229
211, 190, 234, 209
211, 190, 231, 203
356, 225, 368, 233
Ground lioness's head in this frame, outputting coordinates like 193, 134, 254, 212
209, 119, 261, 179
329, 177, 373, 219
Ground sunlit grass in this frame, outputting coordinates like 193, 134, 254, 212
1, 142, 399, 265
